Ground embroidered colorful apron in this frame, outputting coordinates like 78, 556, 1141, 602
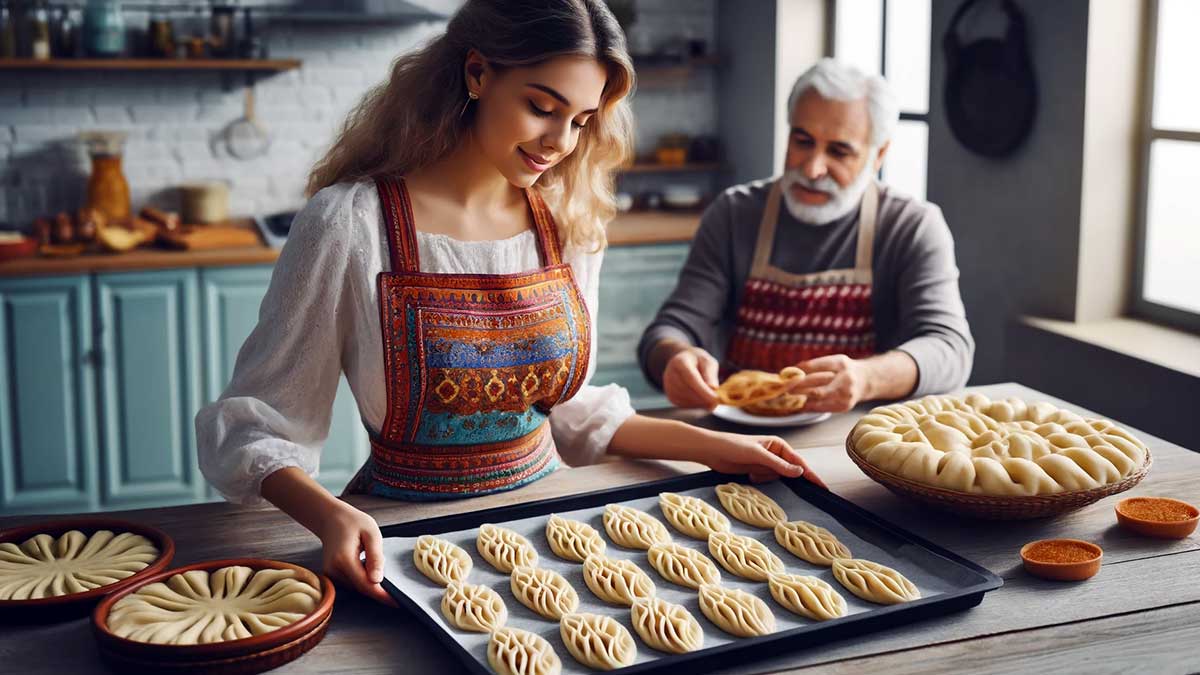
724, 179, 879, 372
344, 177, 591, 500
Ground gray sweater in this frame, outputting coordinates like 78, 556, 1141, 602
638, 178, 974, 397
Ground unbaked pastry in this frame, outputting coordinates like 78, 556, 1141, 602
510, 565, 579, 620
767, 573, 847, 621
659, 492, 731, 540
106, 566, 322, 645
630, 597, 704, 654
831, 558, 920, 605
850, 394, 1150, 496
0, 529, 159, 601
697, 584, 776, 638
412, 535, 472, 587
715, 483, 787, 527
602, 504, 672, 550
559, 612, 637, 671
488, 627, 562, 675
717, 367, 805, 407
441, 581, 507, 632
477, 524, 538, 574
773, 520, 851, 566
707, 532, 785, 581
646, 542, 721, 590
545, 515, 605, 563
582, 554, 656, 606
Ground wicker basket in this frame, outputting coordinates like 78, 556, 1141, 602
845, 436, 1153, 520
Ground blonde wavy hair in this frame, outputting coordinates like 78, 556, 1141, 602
306, 0, 635, 250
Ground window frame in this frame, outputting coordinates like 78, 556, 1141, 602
827, 0, 930, 195
1132, 0, 1200, 334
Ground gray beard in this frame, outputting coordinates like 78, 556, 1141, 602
779, 155, 876, 225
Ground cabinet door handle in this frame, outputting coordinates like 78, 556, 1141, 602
83, 348, 105, 368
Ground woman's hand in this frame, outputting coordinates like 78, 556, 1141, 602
314, 501, 397, 607
693, 431, 827, 488
662, 346, 720, 410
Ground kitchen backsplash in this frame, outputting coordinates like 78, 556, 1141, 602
0, 0, 716, 228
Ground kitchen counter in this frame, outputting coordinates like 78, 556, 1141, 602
6, 383, 1192, 673
0, 212, 701, 278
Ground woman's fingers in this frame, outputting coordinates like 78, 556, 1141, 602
333, 554, 398, 607
361, 528, 385, 584
750, 437, 804, 477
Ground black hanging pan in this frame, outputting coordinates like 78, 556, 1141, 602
943, 0, 1037, 157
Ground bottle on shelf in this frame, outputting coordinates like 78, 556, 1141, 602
82, 0, 125, 57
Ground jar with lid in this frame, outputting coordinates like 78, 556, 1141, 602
83, 0, 125, 57
0, 2, 17, 58
79, 131, 131, 225
147, 8, 173, 58
28, 0, 50, 60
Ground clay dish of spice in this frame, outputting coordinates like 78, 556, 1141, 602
1115, 497, 1199, 539
1020, 539, 1102, 581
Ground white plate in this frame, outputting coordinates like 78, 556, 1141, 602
712, 404, 833, 427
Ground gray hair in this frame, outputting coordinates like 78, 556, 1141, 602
786, 58, 899, 148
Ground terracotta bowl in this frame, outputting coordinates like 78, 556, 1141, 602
92, 558, 335, 675
0, 517, 175, 622
1020, 538, 1103, 581
1115, 496, 1200, 539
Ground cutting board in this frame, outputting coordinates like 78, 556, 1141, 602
159, 225, 262, 251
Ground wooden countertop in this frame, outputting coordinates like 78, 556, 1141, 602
2, 383, 1196, 674
0, 212, 698, 278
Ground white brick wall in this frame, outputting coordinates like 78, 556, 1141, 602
0, 1, 718, 228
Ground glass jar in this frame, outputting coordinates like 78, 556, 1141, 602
0, 3, 16, 59
29, 0, 50, 60
148, 9, 173, 58
83, 0, 124, 57
80, 132, 131, 224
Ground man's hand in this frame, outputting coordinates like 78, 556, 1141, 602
662, 346, 721, 410
791, 354, 872, 412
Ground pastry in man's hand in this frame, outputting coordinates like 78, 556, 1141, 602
716, 367, 805, 408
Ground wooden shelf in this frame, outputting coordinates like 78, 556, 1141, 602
620, 162, 721, 174
0, 58, 301, 71
608, 210, 702, 246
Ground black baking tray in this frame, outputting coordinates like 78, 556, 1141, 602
379, 471, 1003, 674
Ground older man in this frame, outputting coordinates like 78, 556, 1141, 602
638, 58, 974, 413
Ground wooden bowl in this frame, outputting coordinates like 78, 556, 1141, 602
92, 558, 335, 675
1115, 497, 1199, 539
1020, 539, 1103, 581
0, 235, 38, 262
846, 436, 1152, 520
0, 517, 175, 623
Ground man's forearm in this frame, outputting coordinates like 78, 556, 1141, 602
646, 337, 693, 387
862, 350, 919, 401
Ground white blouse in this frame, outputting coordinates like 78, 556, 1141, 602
196, 180, 636, 505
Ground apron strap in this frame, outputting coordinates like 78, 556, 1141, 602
854, 181, 879, 272
375, 176, 421, 273
749, 180, 783, 276
526, 189, 563, 267
751, 178, 881, 276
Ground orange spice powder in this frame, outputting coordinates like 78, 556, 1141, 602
1025, 540, 1098, 564
1121, 498, 1196, 522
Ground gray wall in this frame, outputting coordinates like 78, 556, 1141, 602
928, 0, 1091, 384
716, 0, 779, 186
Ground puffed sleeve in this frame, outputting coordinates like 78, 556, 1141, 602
195, 182, 360, 505
549, 246, 637, 466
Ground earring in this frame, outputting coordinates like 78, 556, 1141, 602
459, 91, 478, 119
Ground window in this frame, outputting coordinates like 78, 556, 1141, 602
1136, 0, 1200, 332
831, 0, 930, 201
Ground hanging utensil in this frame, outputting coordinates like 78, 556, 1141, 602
224, 74, 271, 160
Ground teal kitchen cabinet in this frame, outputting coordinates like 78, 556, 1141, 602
94, 269, 204, 509
200, 266, 367, 496
0, 275, 99, 515
595, 243, 690, 410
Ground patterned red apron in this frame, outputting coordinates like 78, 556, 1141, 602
344, 177, 591, 500
724, 179, 879, 372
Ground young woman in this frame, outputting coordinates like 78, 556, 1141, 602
197, 0, 823, 606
